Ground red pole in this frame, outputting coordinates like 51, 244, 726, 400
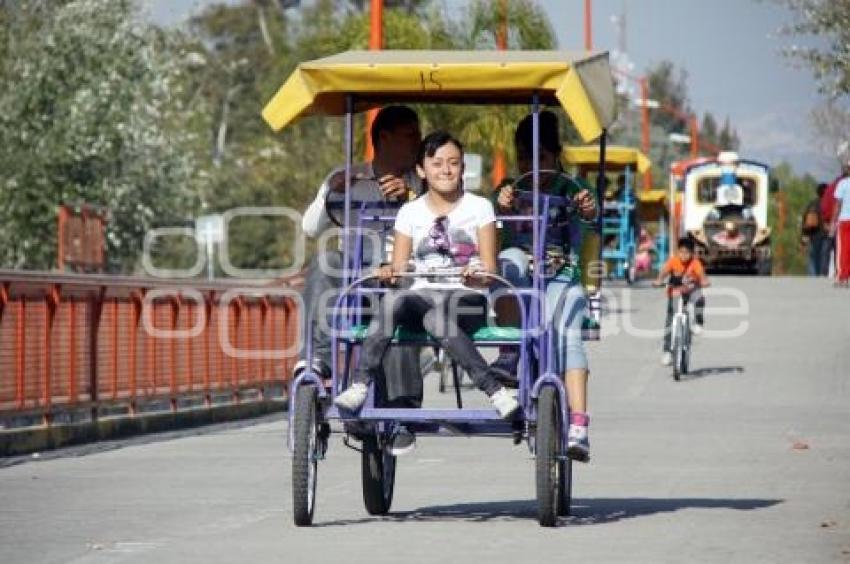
57, 206, 67, 272
364, 0, 383, 161
584, 0, 593, 51
491, 0, 508, 189
640, 77, 652, 190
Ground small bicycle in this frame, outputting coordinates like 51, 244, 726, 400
668, 279, 696, 381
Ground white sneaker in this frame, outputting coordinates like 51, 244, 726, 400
490, 388, 520, 419
692, 324, 704, 336
661, 351, 673, 366
566, 424, 590, 462
333, 382, 368, 411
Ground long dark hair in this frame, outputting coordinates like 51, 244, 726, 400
416, 130, 465, 193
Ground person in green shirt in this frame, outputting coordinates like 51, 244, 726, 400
492, 110, 597, 461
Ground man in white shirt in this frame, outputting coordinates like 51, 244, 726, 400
832, 170, 850, 285
296, 106, 422, 384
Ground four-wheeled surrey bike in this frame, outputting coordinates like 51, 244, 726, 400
261, 49, 618, 527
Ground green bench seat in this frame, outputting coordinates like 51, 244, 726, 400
347, 324, 523, 343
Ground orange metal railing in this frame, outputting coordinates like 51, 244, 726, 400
0, 270, 301, 426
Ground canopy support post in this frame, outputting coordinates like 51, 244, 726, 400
596, 128, 608, 265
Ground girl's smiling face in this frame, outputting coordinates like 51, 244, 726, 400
417, 141, 463, 196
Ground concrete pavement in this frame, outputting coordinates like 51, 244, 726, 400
1, 277, 848, 563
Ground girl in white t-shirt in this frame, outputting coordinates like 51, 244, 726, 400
334, 132, 520, 440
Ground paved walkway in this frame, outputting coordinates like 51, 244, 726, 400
1, 277, 848, 563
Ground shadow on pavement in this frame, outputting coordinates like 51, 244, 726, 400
313, 497, 782, 527
682, 366, 745, 380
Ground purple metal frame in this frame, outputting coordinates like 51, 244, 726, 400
289, 92, 610, 457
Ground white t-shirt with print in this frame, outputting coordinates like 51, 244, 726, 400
394, 192, 496, 289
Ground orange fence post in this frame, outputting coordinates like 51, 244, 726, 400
261, 298, 270, 389
187, 300, 195, 394
204, 293, 212, 408
216, 294, 225, 391
169, 296, 178, 412
69, 298, 77, 405
111, 297, 118, 400
57, 206, 68, 272
42, 285, 59, 426
149, 298, 157, 396
129, 291, 140, 416
87, 287, 104, 421
16, 299, 25, 410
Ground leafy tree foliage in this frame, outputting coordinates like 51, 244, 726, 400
185, 0, 557, 271
0, 0, 201, 271
775, 0, 850, 98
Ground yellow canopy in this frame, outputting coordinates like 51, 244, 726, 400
562, 145, 651, 173
262, 50, 617, 143
635, 189, 667, 203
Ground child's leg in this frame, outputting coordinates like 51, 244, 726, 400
423, 291, 501, 396
662, 297, 675, 352
546, 280, 591, 460
692, 289, 706, 326
545, 281, 589, 413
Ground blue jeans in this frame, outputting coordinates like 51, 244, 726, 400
807, 233, 825, 276
498, 248, 588, 372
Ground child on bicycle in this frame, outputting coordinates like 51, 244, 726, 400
334, 131, 520, 454
653, 237, 710, 366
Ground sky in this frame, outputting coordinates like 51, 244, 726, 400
144, 0, 834, 179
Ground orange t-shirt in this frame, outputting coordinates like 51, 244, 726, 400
662, 256, 708, 296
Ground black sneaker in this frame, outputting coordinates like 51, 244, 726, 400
390, 426, 416, 456
490, 352, 520, 388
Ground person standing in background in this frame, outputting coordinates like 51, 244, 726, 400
821, 163, 848, 277
801, 183, 827, 276
831, 171, 850, 286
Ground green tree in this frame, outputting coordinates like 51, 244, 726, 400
717, 117, 740, 151
0, 0, 201, 271
184, 0, 560, 273
646, 60, 691, 132
769, 162, 817, 274
701, 112, 719, 148
774, 0, 850, 98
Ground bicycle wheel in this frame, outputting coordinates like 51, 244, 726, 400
671, 321, 682, 382
680, 321, 691, 376
536, 386, 563, 527
361, 434, 396, 515
557, 458, 573, 516
292, 386, 319, 526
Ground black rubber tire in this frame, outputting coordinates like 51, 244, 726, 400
672, 329, 682, 382
557, 459, 573, 516
680, 323, 691, 376
292, 386, 319, 527
536, 386, 562, 527
361, 435, 396, 515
